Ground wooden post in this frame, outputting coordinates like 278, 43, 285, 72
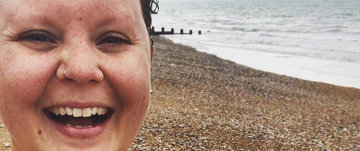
198, 30, 202, 35
189, 30, 193, 34
180, 29, 184, 34
171, 28, 174, 34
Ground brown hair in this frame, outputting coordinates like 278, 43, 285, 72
140, 0, 153, 30
140, 0, 159, 46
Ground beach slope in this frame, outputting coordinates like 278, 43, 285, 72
131, 37, 360, 150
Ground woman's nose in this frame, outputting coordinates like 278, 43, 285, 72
57, 44, 104, 85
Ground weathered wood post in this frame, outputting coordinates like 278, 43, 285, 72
150, 27, 203, 35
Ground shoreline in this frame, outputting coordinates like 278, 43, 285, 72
1, 36, 359, 150
164, 35, 360, 90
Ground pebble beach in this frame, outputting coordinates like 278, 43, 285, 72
1, 36, 359, 150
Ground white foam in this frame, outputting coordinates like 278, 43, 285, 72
213, 46, 360, 89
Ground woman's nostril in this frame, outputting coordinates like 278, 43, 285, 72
57, 66, 104, 84
65, 78, 74, 82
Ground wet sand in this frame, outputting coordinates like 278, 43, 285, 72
1, 36, 359, 150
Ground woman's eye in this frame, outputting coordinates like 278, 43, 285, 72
97, 35, 130, 53
98, 37, 128, 45
18, 31, 57, 51
20, 34, 55, 43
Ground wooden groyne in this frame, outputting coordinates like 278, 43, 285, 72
150, 27, 202, 36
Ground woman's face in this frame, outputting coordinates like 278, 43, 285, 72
0, 0, 152, 150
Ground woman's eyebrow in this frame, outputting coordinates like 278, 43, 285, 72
7, 12, 54, 27
93, 13, 139, 34
96, 10, 137, 25
6, 14, 62, 36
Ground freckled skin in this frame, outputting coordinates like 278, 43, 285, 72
0, 0, 153, 151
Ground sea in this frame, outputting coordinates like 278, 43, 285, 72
152, 0, 360, 89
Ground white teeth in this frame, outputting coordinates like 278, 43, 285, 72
49, 107, 108, 117
53, 108, 60, 115
82, 108, 92, 117
102, 108, 107, 115
85, 125, 94, 128
59, 107, 66, 116
73, 125, 94, 128
97, 108, 103, 115
91, 107, 97, 115
65, 107, 72, 115
73, 108, 82, 117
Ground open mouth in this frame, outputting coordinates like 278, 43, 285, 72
44, 107, 113, 128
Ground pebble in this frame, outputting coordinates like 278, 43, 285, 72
3, 142, 10, 147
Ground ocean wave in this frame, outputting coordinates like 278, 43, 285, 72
153, 0, 360, 64
229, 27, 262, 32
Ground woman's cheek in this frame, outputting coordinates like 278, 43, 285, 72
103, 53, 151, 106
115, 67, 149, 103
0, 50, 58, 105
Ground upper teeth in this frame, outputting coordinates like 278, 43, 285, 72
50, 107, 108, 117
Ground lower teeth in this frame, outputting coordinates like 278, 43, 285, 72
66, 124, 95, 128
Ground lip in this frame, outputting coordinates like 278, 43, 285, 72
48, 118, 109, 138
43, 103, 113, 139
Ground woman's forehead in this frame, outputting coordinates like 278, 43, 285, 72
1, 0, 141, 14
1, 0, 143, 29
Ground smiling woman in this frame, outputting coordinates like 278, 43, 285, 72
0, 0, 156, 150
